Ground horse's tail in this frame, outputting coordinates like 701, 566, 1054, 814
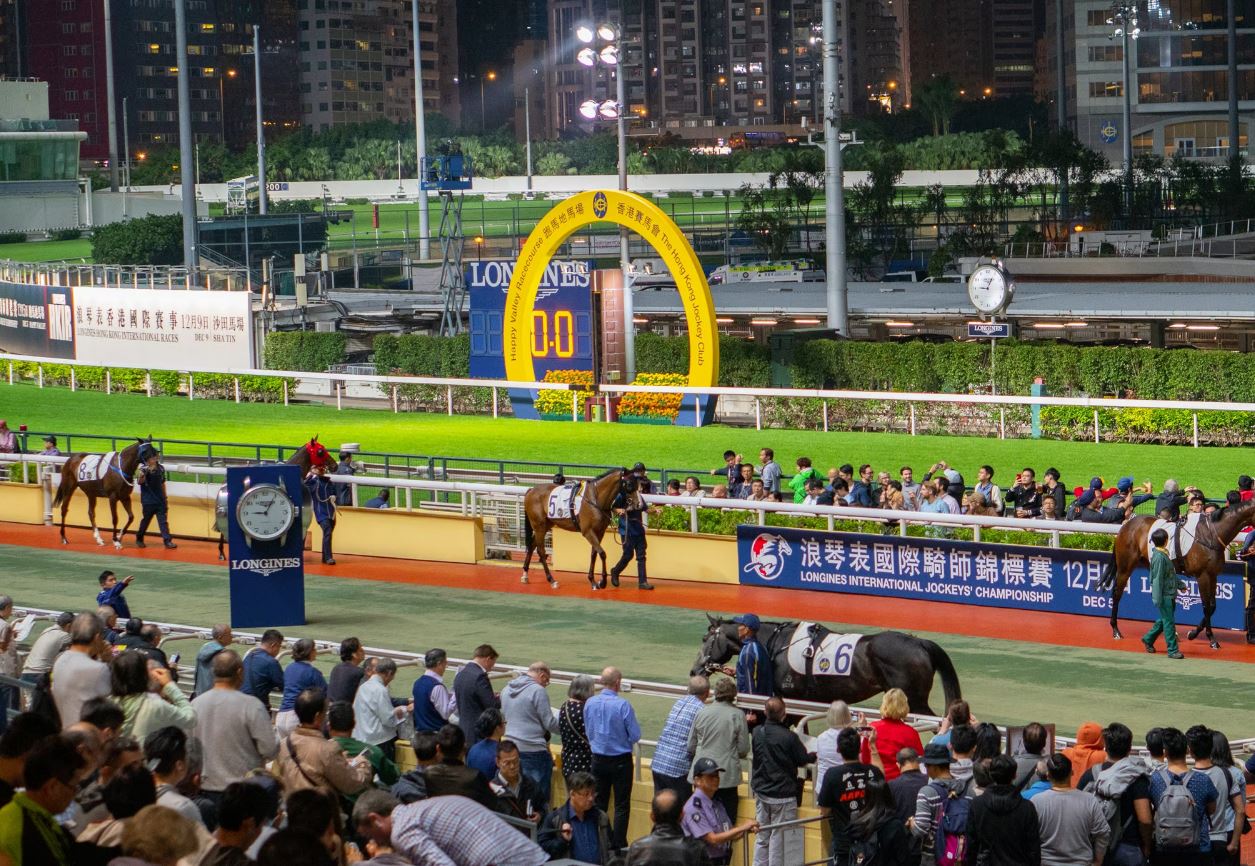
51, 468, 72, 508
1099, 551, 1116, 592
524, 513, 534, 550
923, 639, 962, 709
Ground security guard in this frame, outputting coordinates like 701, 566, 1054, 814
135, 445, 177, 549
305, 461, 337, 565
608, 474, 655, 591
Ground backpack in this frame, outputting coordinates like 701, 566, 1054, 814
1153, 769, 1200, 850
932, 779, 974, 866
847, 819, 882, 866
1084, 764, 1136, 855
27, 671, 61, 729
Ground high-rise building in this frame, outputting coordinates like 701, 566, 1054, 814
543, 0, 850, 137
24, 0, 109, 162
1049, 0, 1253, 161
848, 0, 909, 114
990, 0, 1042, 98
908, 0, 991, 96
0, 0, 23, 79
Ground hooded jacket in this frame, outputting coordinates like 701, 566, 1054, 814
970, 782, 1042, 866
1062, 723, 1107, 787
501, 673, 559, 752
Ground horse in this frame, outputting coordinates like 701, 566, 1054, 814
691, 615, 962, 716
215, 436, 331, 560
53, 437, 153, 549
1099, 499, 1255, 649
520, 467, 632, 590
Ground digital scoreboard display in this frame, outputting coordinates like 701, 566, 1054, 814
467, 260, 594, 419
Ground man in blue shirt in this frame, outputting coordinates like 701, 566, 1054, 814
651, 676, 710, 807
539, 771, 612, 863
241, 629, 285, 708
583, 666, 641, 850
1148, 727, 1218, 863
682, 757, 758, 865
726, 614, 774, 709
95, 571, 133, 621
304, 462, 337, 565
849, 464, 876, 507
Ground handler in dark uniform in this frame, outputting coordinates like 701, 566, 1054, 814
134, 446, 177, 549
608, 475, 655, 591
305, 462, 337, 565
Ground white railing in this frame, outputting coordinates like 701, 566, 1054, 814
7, 351, 1254, 447
0, 261, 252, 292
0, 452, 1121, 548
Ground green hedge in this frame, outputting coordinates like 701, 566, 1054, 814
636, 333, 771, 387
7, 362, 290, 402
651, 506, 1114, 551
263, 331, 348, 372
372, 333, 497, 414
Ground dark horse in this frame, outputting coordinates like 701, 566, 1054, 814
691, 615, 961, 715
215, 436, 331, 559
1099, 500, 1255, 649
521, 467, 632, 590
53, 437, 153, 549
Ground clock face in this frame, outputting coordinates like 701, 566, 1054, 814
968, 265, 1011, 315
236, 484, 296, 542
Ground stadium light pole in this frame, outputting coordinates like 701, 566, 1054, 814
1055, 0, 1069, 227
1108, 2, 1139, 216
174, 0, 199, 277
254, 25, 267, 215
822, 0, 848, 334
412, 0, 430, 259
103, 0, 120, 191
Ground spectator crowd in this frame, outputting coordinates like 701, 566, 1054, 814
0, 571, 1248, 866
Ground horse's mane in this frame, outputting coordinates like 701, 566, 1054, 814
591, 467, 625, 482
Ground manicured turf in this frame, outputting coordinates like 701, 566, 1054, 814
0, 238, 93, 263
0, 543, 1249, 739
2, 382, 1252, 494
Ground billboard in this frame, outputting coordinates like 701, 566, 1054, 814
72, 286, 253, 369
737, 525, 1246, 629
0, 282, 75, 359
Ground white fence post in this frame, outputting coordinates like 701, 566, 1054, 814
910, 404, 916, 435
393, 386, 399, 414
973, 524, 981, 543
689, 505, 698, 533
282, 380, 289, 406
37, 365, 42, 388
571, 391, 578, 423
754, 398, 761, 431
1192, 413, 1199, 448
822, 400, 828, 433
188, 374, 194, 400
336, 381, 342, 411
105, 369, 110, 394
145, 372, 152, 397
694, 398, 701, 427
234, 377, 241, 404
999, 408, 1006, 440
446, 385, 453, 416
70, 368, 76, 391
1093, 410, 1099, 443
6, 362, 10, 385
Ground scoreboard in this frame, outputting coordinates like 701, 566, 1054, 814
468, 260, 594, 419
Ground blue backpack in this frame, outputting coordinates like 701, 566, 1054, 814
932, 779, 974, 866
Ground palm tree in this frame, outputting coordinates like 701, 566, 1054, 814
915, 76, 958, 137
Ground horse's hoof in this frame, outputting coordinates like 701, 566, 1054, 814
520, 573, 529, 584
590, 582, 600, 591
549, 580, 559, 590
60, 538, 68, 546
1209, 640, 1220, 650
1112, 630, 1123, 640
1187, 628, 1200, 641
112, 541, 122, 550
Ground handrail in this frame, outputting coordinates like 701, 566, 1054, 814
0, 453, 1124, 541
740, 813, 833, 866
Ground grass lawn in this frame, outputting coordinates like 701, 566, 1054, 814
3, 383, 1252, 493
0, 238, 93, 263
1, 543, 1249, 738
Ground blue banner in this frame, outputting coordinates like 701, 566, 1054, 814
0, 282, 75, 359
227, 465, 306, 628
737, 525, 1247, 629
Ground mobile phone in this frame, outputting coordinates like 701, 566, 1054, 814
170, 653, 181, 665
857, 726, 874, 734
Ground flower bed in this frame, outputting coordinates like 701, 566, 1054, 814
532, 369, 594, 417
617, 372, 687, 423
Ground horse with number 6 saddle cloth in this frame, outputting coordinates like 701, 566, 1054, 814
785, 622, 864, 683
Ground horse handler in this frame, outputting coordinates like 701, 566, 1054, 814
305, 462, 337, 565
134, 445, 177, 550
1142, 528, 1187, 659
608, 473, 656, 590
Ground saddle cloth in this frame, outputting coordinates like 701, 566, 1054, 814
785, 622, 862, 678
76, 452, 117, 484
1146, 512, 1201, 561
546, 482, 584, 521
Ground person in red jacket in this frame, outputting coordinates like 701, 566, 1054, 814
868, 688, 923, 782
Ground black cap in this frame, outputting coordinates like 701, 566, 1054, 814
922, 742, 952, 766
632, 462, 646, 472
42, 435, 56, 445
692, 757, 722, 776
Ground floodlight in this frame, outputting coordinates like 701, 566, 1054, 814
598, 99, 620, 119
579, 99, 599, 120
576, 24, 595, 43
597, 24, 618, 41
576, 47, 597, 66
599, 45, 619, 65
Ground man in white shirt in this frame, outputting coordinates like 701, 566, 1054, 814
353, 658, 412, 763
51, 613, 112, 730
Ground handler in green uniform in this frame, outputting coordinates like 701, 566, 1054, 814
1142, 527, 1188, 659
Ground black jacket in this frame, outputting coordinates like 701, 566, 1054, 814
969, 783, 1042, 866
422, 760, 501, 812
625, 823, 711, 865
1155, 491, 1188, 520
539, 801, 615, 865
391, 768, 427, 803
452, 661, 497, 744
750, 719, 811, 799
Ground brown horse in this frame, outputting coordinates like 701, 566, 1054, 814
521, 467, 631, 590
1100, 500, 1255, 649
215, 436, 330, 559
53, 437, 152, 548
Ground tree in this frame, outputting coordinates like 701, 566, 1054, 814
337, 139, 396, 180
91, 214, 183, 265
914, 76, 958, 137
846, 145, 924, 273
535, 151, 572, 175
733, 155, 824, 259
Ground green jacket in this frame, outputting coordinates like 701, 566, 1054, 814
0, 792, 73, 866
787, 467, 821, 503
332, 735, 400, 790
1149, 548, 1186, 606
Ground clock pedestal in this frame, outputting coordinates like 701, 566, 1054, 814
225, 465, 306, 628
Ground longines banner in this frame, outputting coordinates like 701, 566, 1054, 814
72, 286, 253, 368
0, 282, 75, 359
737, 525, 1246, 629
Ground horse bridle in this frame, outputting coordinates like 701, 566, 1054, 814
578, 472, 629, 524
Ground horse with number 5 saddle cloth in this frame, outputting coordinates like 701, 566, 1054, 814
521, 468, 633, 591
691, 615, 962, 715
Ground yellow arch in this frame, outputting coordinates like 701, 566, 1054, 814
503, 189, 719, 387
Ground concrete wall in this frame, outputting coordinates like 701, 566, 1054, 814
0, 81, 50, 121
87, 190, 206, 228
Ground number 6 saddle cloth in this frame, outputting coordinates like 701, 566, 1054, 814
785, 622, 863, 678
546, 482, 585, 522
1146, 512, 1202, 562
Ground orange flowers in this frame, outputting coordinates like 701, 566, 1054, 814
619, 372, 686, 421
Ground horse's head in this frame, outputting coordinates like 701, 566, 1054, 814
304, 436, 331, 469
130, 436, 157, 465
690, 614, 742, 676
